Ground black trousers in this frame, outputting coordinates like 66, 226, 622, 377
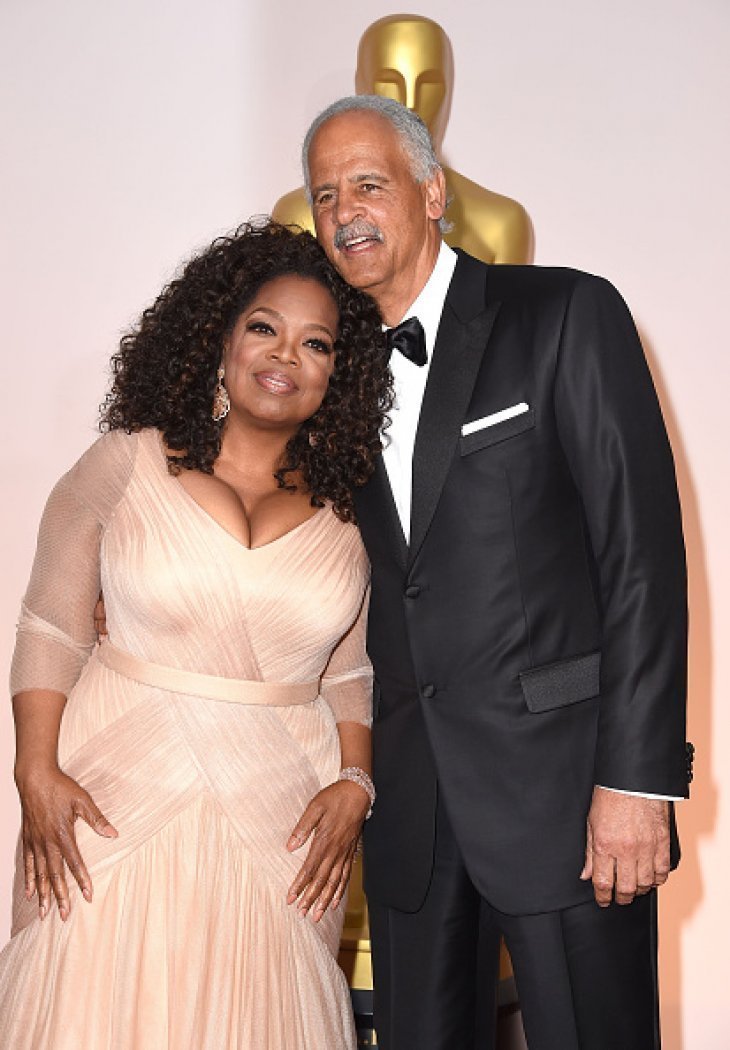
368, 794, 660, 1050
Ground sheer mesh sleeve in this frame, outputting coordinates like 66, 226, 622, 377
10, 430, 138, 697
320, 585, 373, 727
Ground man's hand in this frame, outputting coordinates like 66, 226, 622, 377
580, 786, 670, 907
94, 593, 108, 639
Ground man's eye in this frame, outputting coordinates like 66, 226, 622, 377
362, 183, 380, 192
315, 192, 334, 206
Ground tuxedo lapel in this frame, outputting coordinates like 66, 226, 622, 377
409, 256, 500, 567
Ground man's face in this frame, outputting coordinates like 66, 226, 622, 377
307, 110, 445, 322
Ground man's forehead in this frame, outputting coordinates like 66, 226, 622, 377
311, 109, 396, 149
308, 112, 405, 172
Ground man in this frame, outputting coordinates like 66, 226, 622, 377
302, 95, 690, 1050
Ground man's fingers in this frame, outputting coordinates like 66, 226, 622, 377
636, 853, 655, 895
653, 836, 671, 886
93, 594, 108, 637
614, 858, 639, 905
580, 820, 594, 880
591, 852, 616, 908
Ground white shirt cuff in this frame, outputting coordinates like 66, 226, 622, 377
597, 784, 684, 802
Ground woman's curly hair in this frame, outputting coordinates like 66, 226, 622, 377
101, 220, 391, 522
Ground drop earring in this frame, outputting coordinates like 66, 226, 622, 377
212, 366, 230, 421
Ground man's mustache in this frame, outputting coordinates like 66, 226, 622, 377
333, 221, 384, 249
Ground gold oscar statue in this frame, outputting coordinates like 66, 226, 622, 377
272, 13, 534, 265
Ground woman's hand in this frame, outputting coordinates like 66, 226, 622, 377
286, 780, 370, 922
15, 764, 118, 922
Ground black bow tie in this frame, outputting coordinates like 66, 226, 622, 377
386, 316, 427, 367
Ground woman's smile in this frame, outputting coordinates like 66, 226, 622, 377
253, 369, 300, 396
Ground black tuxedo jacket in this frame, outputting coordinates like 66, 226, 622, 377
357, 251, 689, 917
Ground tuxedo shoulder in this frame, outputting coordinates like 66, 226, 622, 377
488, 263, 615, 297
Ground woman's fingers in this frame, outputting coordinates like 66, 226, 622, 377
286, 784, 367, 915
60, 833, 94, 902
313, 855, 349, 922
313, 848, 355, 923
296, 852, 341, 919
34, 849, 51, 919
74, 794, 118, 839
22, 833, 36, 900
287, 849, 318, 906
286, 801, 322, 854
46, 844, 71, 921
19, 771, 113, 921
291, 833, 357, 919
330, 847, 357, 912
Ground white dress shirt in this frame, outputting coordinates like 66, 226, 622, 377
382, 241, 457, 541
381, 240, 679, 803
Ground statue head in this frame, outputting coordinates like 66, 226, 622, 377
355, 15, 453, 148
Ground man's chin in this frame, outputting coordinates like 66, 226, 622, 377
333, 251, 384, 292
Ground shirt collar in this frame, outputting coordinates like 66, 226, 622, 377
394, 241, 458, 359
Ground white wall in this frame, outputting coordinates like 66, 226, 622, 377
1, 2, 728, 1046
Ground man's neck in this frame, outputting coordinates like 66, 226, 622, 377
377, 237, 443, 326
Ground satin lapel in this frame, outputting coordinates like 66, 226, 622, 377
355, 455, 408, 569
409, 277, 501, 567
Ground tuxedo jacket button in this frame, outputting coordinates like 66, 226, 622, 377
421, 683, 436, 699
405, 585, 421, 599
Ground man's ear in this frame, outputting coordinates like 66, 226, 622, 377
424, 167, 447, 222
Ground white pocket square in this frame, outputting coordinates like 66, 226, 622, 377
461, 402, 530, 437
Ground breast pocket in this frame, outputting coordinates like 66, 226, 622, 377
459, 408, 535, 456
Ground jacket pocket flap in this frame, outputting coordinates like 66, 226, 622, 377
518, 651, 600, 713
459, 408, 535, 455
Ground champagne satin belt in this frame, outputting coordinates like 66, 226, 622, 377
97, 640, 319, 707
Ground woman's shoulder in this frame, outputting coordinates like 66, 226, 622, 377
321, 505, 370, 566
70, 427, 140, 476
59, 428, 143, 518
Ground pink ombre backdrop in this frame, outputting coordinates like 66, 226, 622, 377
1, 3, 727, 1046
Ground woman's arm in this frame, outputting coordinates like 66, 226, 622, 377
10, 432, 136, 920
286, 585, 374, 921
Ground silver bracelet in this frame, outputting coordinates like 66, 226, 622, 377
338, 766, 376, 819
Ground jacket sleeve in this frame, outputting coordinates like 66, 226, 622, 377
554, 274, 688, 797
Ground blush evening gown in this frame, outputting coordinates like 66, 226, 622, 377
0, 428, 371, 1049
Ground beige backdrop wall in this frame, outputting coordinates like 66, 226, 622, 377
1, 2, 727, 1047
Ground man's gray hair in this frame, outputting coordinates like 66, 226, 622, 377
302, 95, 442, 197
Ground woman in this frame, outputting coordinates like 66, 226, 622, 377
0, 220, 390, 1048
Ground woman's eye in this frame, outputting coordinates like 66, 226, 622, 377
305, 338, 333, 354
247, 321, 274, 334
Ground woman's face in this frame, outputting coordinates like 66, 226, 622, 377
223, 275, 339, 434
